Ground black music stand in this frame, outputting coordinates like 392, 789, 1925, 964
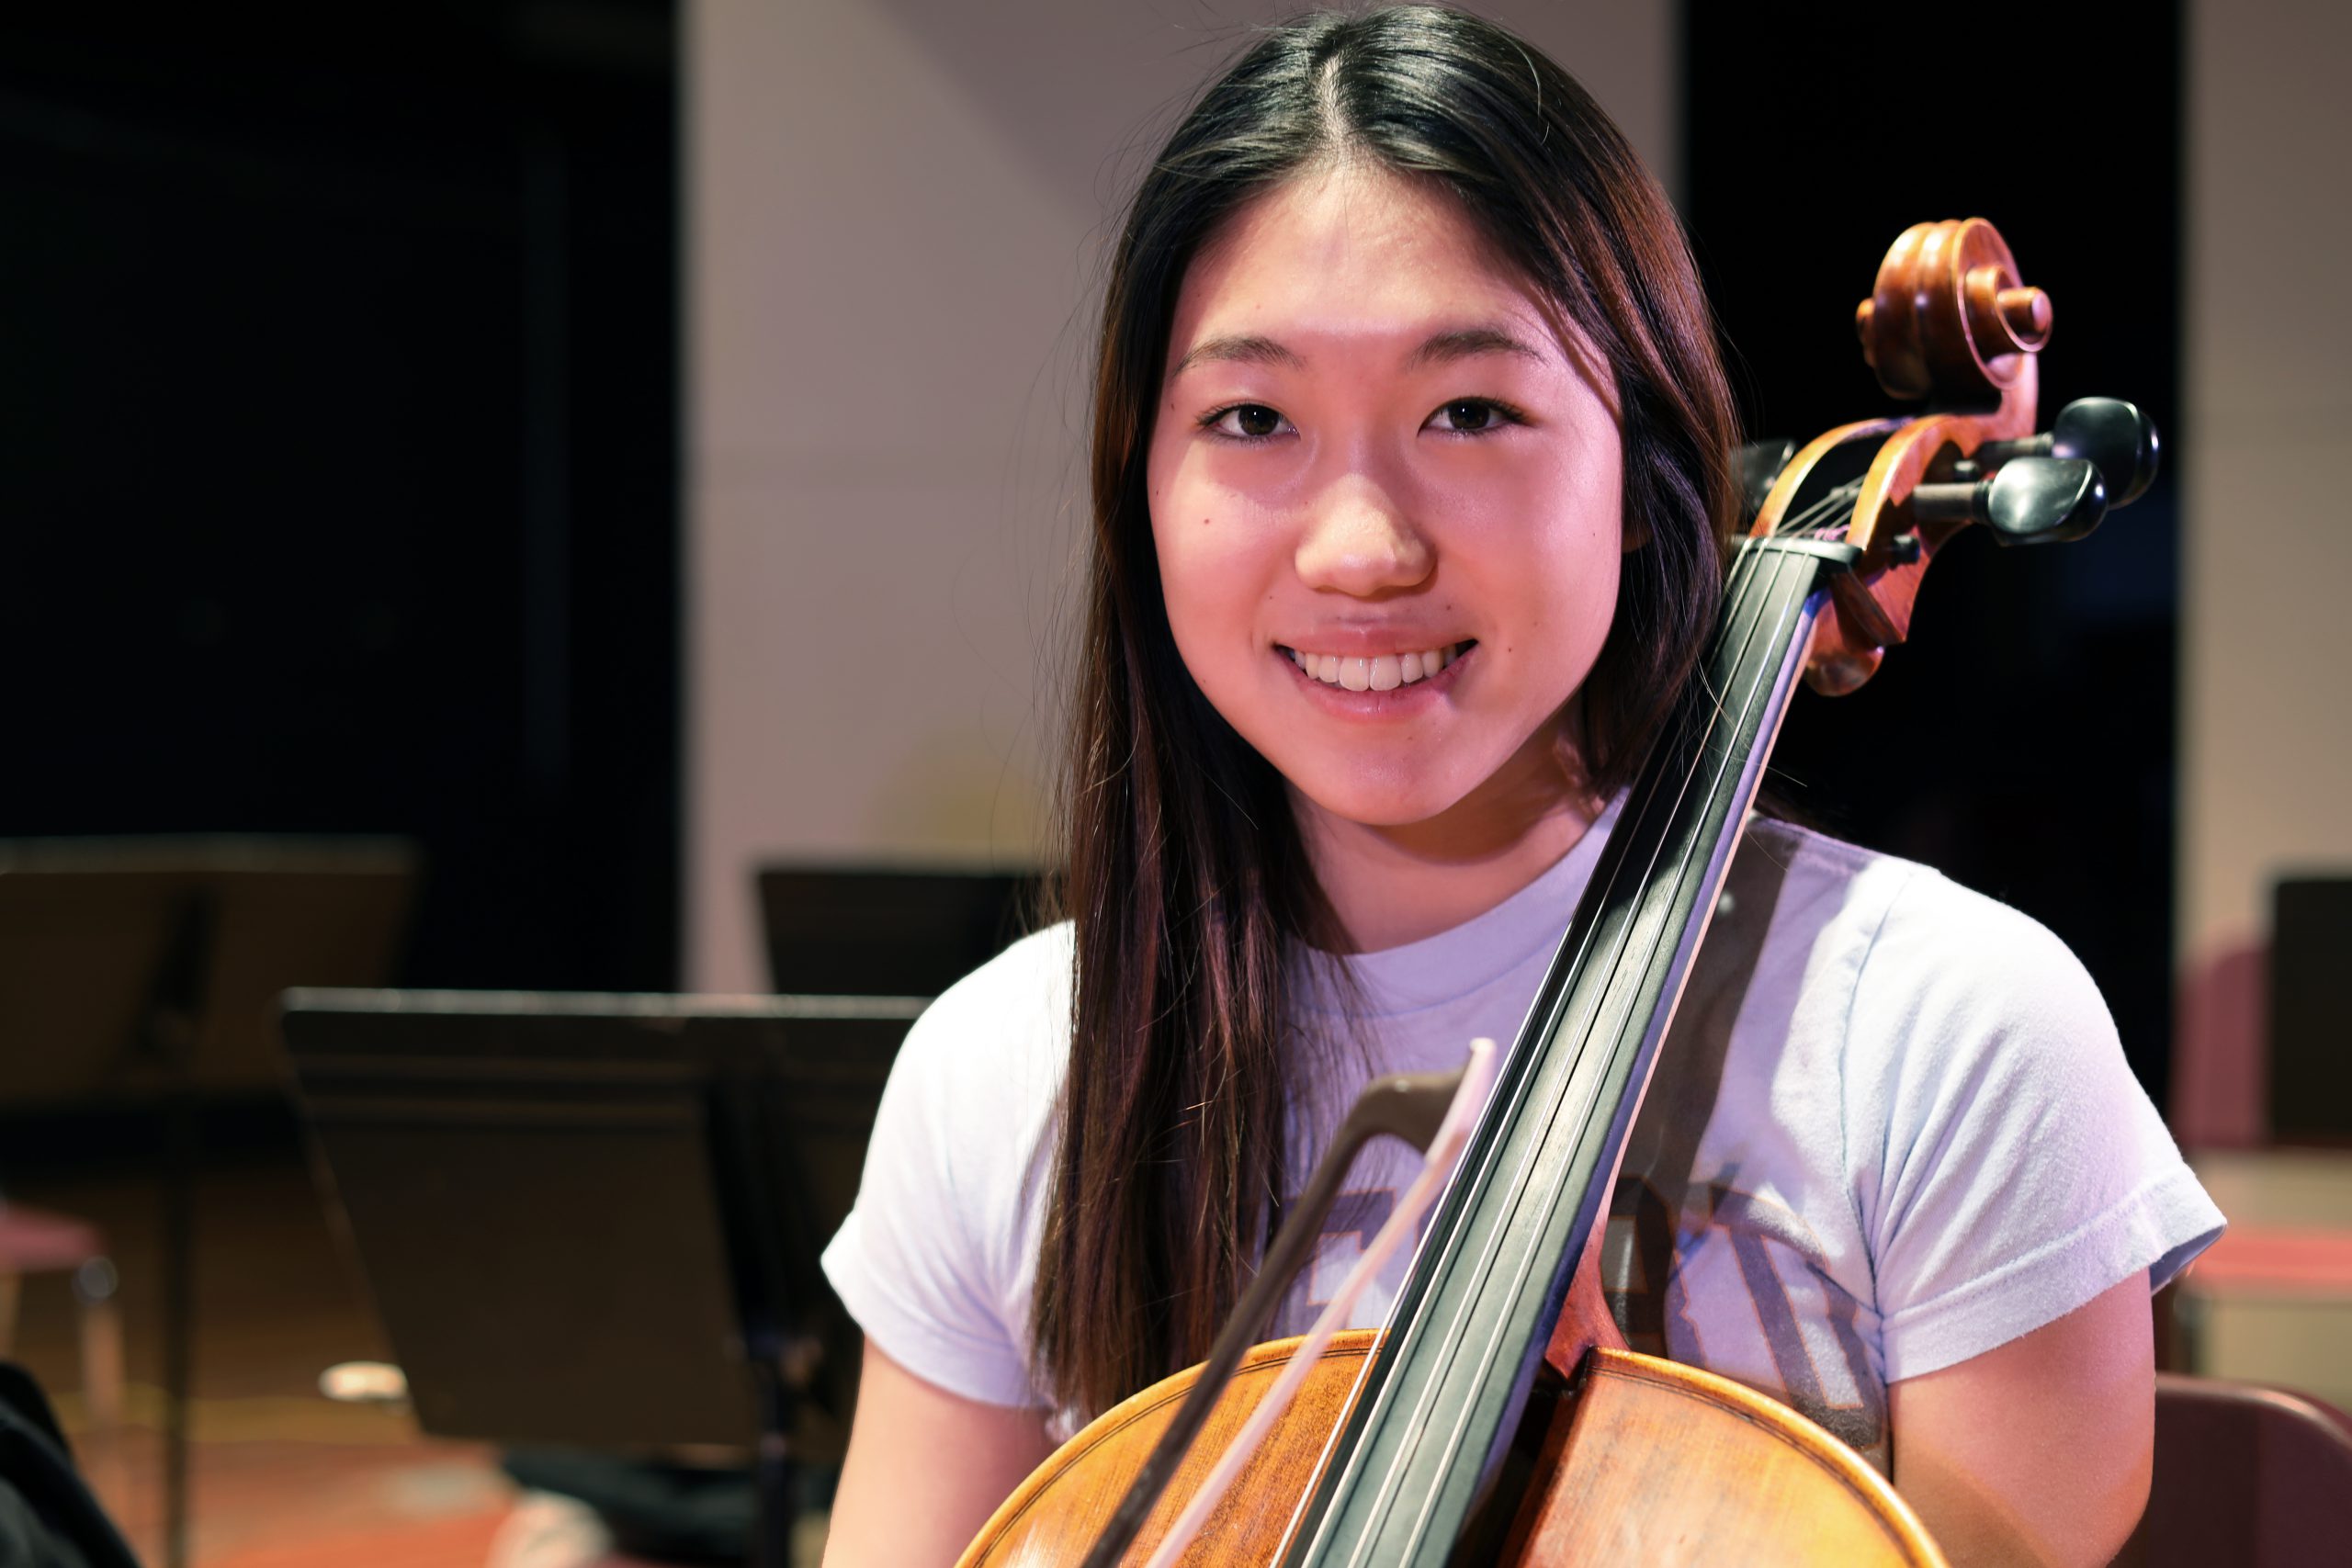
755, 864, 1043, 997
279, 989, 923, 1568
0, 837, 414, 1568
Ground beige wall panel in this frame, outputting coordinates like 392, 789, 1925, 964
2181, 0, 2352, 964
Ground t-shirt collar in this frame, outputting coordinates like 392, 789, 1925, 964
1295, 792, 1624, 1018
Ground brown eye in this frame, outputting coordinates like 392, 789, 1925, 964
1234, 404, 1282, 437
1442, 400, 1495, 431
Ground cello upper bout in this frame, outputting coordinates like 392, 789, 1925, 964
956, 1331, 1378, 1568
1506, 1347, 1950, 1566
962, 1335, 1952, 1566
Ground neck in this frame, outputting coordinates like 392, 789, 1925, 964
1295, 721, 1601, 953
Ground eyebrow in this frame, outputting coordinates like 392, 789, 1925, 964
1167, 323, 1549, 381
1404, 326, 1548, 370
1169, 333, 1304, 378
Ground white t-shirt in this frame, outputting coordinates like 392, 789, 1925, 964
820, 811, 2222, 1468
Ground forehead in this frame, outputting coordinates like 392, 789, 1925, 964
1166, 162, 1563, 367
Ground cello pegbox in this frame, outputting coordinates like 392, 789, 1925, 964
1745, 219, 2062, 694
1768, 219, 2058, 694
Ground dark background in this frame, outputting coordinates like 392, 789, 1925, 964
0, 0, 680, 995
1684, 1, 2183, 1101
0, 0, 2183, 1097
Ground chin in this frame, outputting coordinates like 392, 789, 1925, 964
1283, 768, 1481, 834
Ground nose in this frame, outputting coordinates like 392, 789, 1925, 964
1294, 476, 1433, 598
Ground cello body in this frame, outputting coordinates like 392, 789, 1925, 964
956, 1331, 1945, 1566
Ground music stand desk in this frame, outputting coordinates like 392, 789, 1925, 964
754, 863, 1041, 998
281, 989, 925, 1566
0, 837, 413, 1568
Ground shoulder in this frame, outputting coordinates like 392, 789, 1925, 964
914, 919, 1076, 1032
884, 921, 1076, 1125
1736, 814, 2126, 1174
1729, 818, 2220, 1378
821, 923, 1075, 1407
1744, 815, 2100, 1036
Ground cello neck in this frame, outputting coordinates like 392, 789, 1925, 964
1287, 536, 1859, 1568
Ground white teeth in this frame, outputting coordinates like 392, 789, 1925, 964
1289, 643, 1460, 690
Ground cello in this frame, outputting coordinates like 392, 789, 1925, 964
956, 217, 2161, 1567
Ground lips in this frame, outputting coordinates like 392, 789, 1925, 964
1280, 640, 1470, 692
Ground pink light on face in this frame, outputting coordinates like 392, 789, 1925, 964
1144, 163, 1625, 844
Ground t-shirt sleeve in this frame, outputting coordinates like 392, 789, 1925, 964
1847, 871, 2224, 1384
820, 935, 1066, 1410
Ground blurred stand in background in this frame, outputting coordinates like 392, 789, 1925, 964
0, 838, 413, 1566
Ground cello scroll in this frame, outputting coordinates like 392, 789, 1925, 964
1750, 217, 2159, 694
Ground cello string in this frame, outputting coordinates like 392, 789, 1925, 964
1344, 532, 1773, 1347
1290, 538, 1777, 1564
1781, 479, 1865, 540
1327, 530, 1782, 1520
1316, 443, 1864, 1555
1380, 546, 1815, 1562
1335, 541, 1816, 1563
1403, 546, 1814, 1506
1369, 543, 1815, 1564
1152, 1040, 1499, 1568
1323, 536, 1795, 1561
1409, 550, 1815, 1542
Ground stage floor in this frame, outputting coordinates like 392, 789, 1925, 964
5, 1156, 514, 1568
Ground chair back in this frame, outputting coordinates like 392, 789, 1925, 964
2121, 1372, 2352, 1566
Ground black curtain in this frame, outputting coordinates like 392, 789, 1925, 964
0, 1, 679, 990
1682, 2, 2184, 1101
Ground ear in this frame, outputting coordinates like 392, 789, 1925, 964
1620, 510, 1650, 554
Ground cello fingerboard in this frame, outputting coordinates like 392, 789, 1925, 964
1288, 536, 1855, 1568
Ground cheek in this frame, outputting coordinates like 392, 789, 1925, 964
1540, 522, 1623, 680
1458, 458, 1624, 668
1149, 476, 1263, 682
1556, 552, 1623, 666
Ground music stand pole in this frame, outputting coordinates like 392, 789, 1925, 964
161, 1089, 194, 1568
744, 1338, 795, 1568
705, 1075, 802, 1568
141, 888, 215, 1568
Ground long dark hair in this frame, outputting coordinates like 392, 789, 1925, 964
1034, 5, 1740, 1420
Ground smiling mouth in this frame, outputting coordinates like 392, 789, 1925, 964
1279, 641, 1471, 693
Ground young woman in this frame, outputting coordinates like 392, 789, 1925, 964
818, 9, 2222, 1564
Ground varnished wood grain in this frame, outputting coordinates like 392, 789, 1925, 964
1509, 1348, 1948, 1566
1756, 219, 2058, 696
1742, 417, 1904, 694
956, 1331, 1374, 1568
958, 1334, 1949, 1566
1857, 217, 2044, 413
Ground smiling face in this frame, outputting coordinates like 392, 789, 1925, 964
1146, 161, 1626, 851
